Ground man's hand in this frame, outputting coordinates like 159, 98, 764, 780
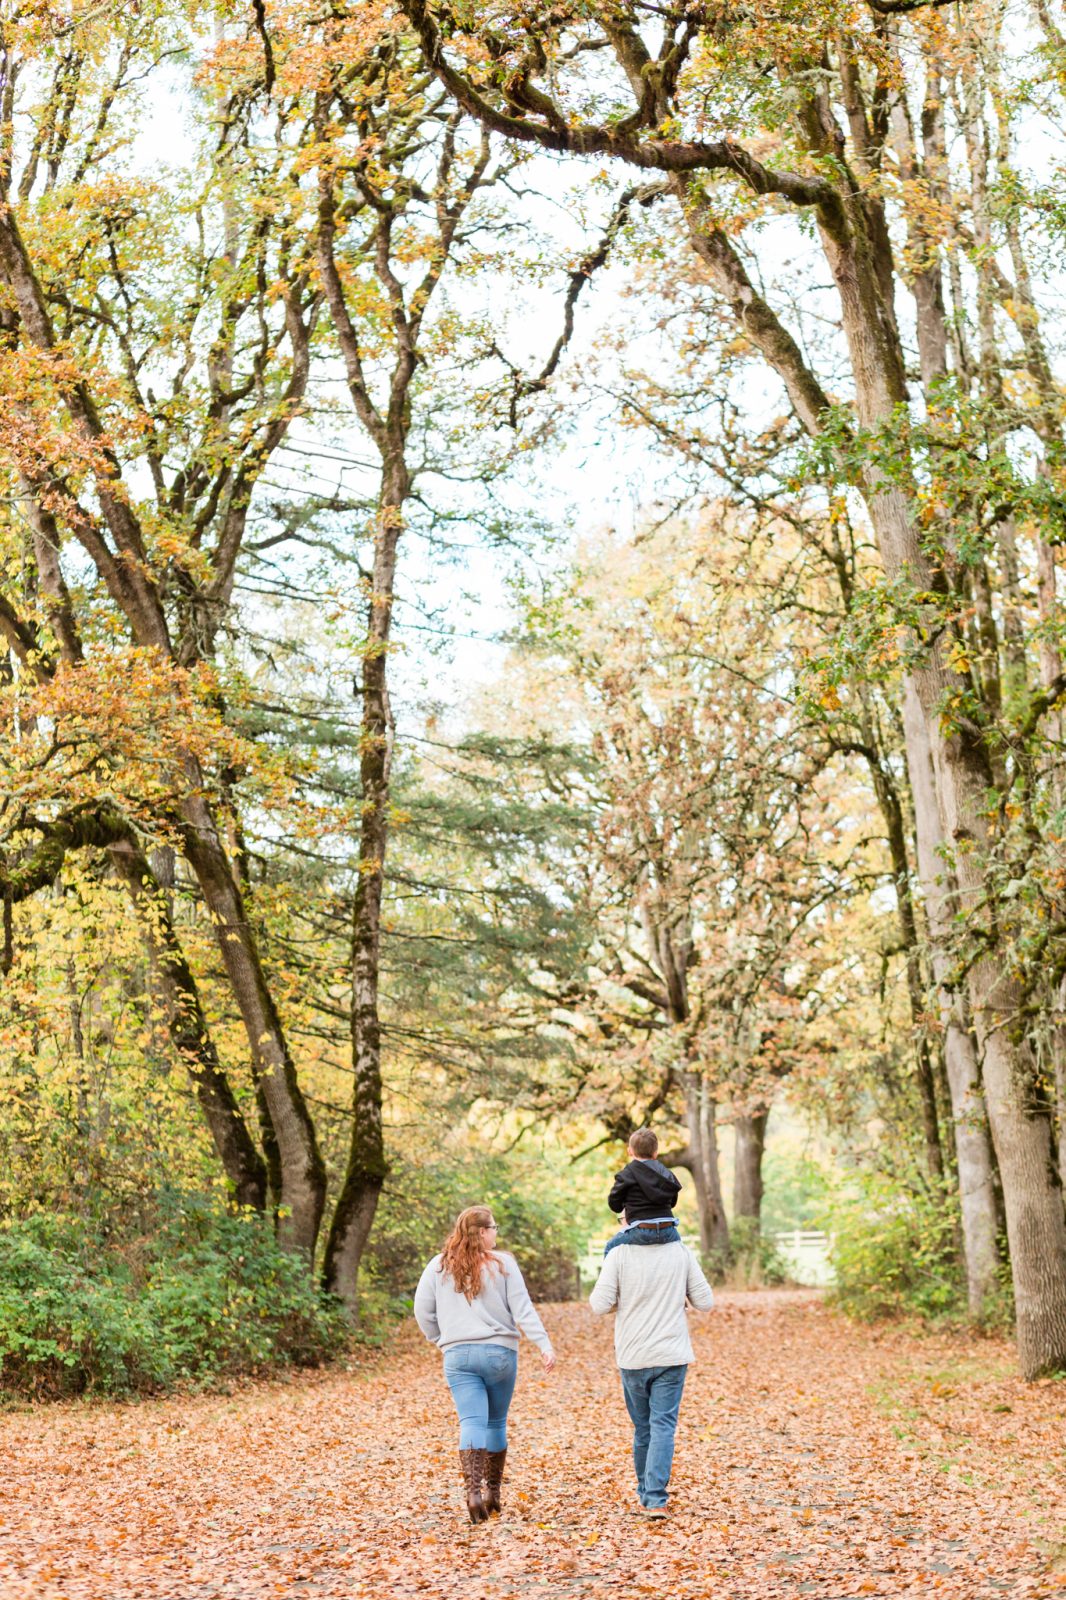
541, 1349, 557, 1373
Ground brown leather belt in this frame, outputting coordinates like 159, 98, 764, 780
635, 1220, 675, 1229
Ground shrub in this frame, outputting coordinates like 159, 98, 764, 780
0, 1204, 348, 1398
697, 1218, 790, 1287
824, 1171, 965, 1322
0, 1155, 583, 1397
0, 1214, 157, 1398
365, 1153, 583, 1309
142, 1201, 348, 1382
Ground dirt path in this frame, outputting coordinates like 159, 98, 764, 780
1, 1290, 1063, 1599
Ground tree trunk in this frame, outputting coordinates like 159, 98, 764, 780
859, 723, 944, 1180
1055, 1042, 1066, 1193
180, 788, 325, 1256
109, 837, 268, 1212
810, 170, 1066, 1372
901, 679, 1000, 1314
686, 168, 1066, 1360
888, 71, 949, 390
1, 888, 12, 976
323, 458, 408, 1311
215, 778, 283, 1211
682, 155, 1066, 1366
888, 515, 1066, 1369
733, 1109, 769, 1226
682, 1071, 730, 1257
822, 51, 1014, 1323
972, 988, 1066, 1374
1034, 538, 1066, 1195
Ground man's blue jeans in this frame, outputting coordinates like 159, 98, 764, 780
619, 1364, 687, 1508
442, 1342, 518, 1450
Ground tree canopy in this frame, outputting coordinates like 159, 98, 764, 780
2, 0, 1066, 1382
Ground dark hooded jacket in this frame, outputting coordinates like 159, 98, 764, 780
607, 1157, 682, 1222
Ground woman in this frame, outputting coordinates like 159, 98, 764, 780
413, 1205, 556, 1523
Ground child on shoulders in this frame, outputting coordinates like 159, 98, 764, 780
603, 1127, 681, 1255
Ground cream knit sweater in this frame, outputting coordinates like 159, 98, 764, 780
589, 1241, 714, 1368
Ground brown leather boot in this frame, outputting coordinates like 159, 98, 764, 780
459, 1448, 489, 1523
485, 1448, 507, 1515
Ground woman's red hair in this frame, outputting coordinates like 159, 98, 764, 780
439, 1205, 504, 1301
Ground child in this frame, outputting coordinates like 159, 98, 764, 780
603, 1127, 681, 1255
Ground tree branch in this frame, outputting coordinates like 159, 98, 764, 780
400, 0, 842, 215
1, 804, 135, 903
495, 180, 668, 426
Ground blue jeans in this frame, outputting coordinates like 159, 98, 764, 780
619, 1364, 687, 1508
603, 1223, 681, 1255
443, 1342, 518, 1450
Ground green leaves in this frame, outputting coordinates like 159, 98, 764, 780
0, 1203, 348, 1398
825, 1171, 983, 1326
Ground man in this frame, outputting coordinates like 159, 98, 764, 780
589, 1215, 714, 1518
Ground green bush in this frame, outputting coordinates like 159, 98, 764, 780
142, 1202, 348, 1382
697, 1218, 789, 1287
0, 1204, 347, 1398
365, 1153, 583, 1310
824, 1172, 965, 1322
0, 1214, 158, 1397
0, 1154, 586, 1396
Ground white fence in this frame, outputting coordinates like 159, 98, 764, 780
772, 1229, 834, 1287
578, 1228, 833, 1287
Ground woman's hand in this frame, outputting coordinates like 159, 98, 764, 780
541, 1349, 557, 1373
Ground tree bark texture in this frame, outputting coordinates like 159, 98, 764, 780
860, 730, 944, 1181
108, 837, 268, 1212
1055, 1046, 1066, 1196
322, 459, 408, 1311
733, 1109, 769, 1226
683, 1071, 730, 1258
901, 679, 1000, 1314
180, 788, 326, 1256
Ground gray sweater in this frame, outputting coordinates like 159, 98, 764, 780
413, 1251, 554, 1356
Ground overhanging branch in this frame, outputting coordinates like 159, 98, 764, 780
399, 0, 843, 218
1, 804, 135, 903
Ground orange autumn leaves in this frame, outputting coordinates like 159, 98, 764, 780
1, 1293, 1063, 1600
2, 649, 324, 833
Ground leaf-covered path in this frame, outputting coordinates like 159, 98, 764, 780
2, 1290, 1064, 1599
